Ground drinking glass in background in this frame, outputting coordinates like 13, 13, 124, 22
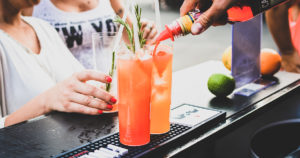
117, 47, 153, 146
92, 32, 118, 113
150, 40, 173, 134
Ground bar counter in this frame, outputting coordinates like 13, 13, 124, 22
0, 61, 299, 158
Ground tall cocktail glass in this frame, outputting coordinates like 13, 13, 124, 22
117, 48, 153, 146
150, 41, 173, 134
92, 32, 118, 113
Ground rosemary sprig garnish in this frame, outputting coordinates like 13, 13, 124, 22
114, 17, 135, 52
108, 5, 145, 91
114, 5, 146, 53
135, 5, 146, 49
106, 51, 116, 92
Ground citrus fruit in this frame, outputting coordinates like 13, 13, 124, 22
207, 73, 235, 97
221, 47, 281, 76
222, 46, 232, 70
260, 48, 282, 76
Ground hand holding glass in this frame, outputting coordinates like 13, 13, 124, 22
92, 32, 118, 113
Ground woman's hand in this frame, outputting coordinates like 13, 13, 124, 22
43, 70, 117, 115
141, 18, 158, 43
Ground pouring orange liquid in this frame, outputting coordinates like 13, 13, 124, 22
150, 40, 173, 134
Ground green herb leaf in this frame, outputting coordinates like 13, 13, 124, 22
106, 51, 116, 92
114, 5, 146, 53
134, 5, 146, 48
114, 16, 135, 52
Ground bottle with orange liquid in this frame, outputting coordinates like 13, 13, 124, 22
156, 0, 288, 42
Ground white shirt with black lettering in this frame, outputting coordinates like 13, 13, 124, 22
32, 0, 118, 69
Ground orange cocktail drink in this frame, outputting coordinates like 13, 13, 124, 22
117, 50, 153, 146
150, 43, 173, 134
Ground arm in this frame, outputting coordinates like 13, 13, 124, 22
110, 0, 130, 44
266, 3, 294, 55
5, 70, 116, 127
265, 3, 300, 73
5, 93, 48, 126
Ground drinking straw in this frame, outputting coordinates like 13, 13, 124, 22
112, 0, 130, 53
153, 0, 162, 33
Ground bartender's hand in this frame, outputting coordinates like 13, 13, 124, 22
281, 50, 300, 73
43, 70, 117, 115
180, 0, 234, 35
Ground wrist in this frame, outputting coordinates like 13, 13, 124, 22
39, 90, 52, 114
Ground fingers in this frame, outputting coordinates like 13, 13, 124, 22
69, 93, 113, 111
73, 79, 116, 105
75, 70, 112, 83
146, 37, 157, 45
48, 70, 116, 116
141, 19, 148, 29
287, 64, 300, 73
142, 23, 152, 39
64, 102, 100, 115
295, 67, 300, 73
191, 1, 229, 35
191, 11, 212, 35
180, 0, 199, 16
281, 52, 300, 73
72, 70, 117, 104
141, 20, 157, 40
147, 27, 158, 40
143, 26, 157, 40
212, 13, 228, 26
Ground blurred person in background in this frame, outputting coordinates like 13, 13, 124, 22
0, 0, 116, 127
266, 1, 300, 73
23, 0, 158, 69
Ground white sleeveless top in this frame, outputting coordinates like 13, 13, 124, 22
0, 17, 83, 114
32, 0, 118, 69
